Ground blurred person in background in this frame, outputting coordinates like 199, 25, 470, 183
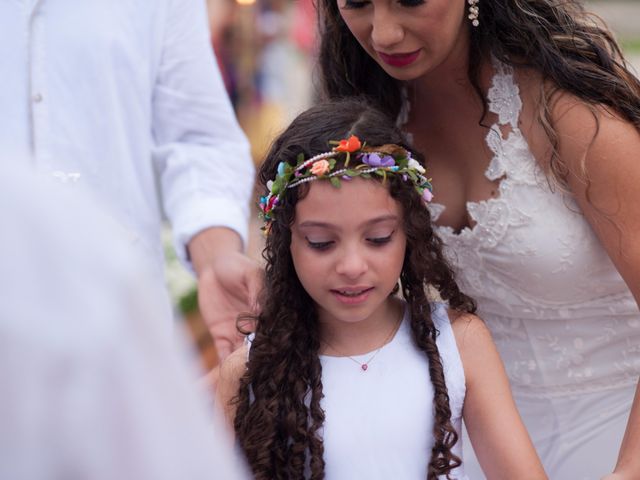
0, 167, 249, 480
0, 0, 260, 356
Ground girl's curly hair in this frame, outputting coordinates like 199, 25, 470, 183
234, 98, 476, 479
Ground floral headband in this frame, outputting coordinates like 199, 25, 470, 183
259, 135, 433, 233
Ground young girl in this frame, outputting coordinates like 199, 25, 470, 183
216, 99, 546, 479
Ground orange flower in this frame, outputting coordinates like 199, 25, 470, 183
310, 159, 330, 176
335, 135, 361, 153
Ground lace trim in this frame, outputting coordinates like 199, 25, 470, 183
487, 58, 522, 128
431, 60, 542, 249
399, 59, 544, 259
484, 59, 537, 186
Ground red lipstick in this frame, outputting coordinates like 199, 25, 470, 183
377, 50, 420, 67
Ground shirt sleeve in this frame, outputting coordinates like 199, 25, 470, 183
151, 0, 254, 268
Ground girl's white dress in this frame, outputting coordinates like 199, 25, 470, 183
319, 302, 468, 479
430, 60, 640, 479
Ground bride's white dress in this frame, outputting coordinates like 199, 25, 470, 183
430, 61, 640, 479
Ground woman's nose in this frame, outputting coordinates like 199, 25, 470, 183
371, 10, 404, 50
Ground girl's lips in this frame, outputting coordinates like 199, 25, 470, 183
377, 50, 420, 67
331, 287, 374, 305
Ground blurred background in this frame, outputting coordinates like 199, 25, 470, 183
167, 0, 640, 372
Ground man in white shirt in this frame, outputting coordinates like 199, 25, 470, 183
1, 0, 259, 346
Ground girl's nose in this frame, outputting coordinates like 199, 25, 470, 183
335, 248, 368, 279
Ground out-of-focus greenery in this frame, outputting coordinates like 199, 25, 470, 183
178, 287, 199, 316
163, 227, 198, 316
622, 38, 640, 54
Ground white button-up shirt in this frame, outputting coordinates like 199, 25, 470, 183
0, 0, 254, 268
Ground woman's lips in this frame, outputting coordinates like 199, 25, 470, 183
377, 50, 420, 67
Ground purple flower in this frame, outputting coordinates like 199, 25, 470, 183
361, 153, 395, 167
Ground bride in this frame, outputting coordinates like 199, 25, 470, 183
316, 0, 640, 477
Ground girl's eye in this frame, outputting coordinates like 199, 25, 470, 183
306, 238, 334, 250
367, 232, 394, 246
342, 0, 370, 9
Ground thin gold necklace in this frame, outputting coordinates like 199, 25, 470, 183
322, 314, 403, 372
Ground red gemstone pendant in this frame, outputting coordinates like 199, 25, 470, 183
361, 364, 368, 371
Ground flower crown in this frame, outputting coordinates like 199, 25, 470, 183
259, 135, 433, 232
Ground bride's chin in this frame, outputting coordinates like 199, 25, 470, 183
380, 68, 423, 83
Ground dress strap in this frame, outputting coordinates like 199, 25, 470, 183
483, 58, 540, 185
487, 57, 523, 130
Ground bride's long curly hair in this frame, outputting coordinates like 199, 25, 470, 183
318, 0, 640, 187
233, 98, 476, 479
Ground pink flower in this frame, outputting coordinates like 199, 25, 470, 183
310, 159, 330, 176
422, 189, 433, 202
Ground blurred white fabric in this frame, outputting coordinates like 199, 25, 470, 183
0, 167, 248, 480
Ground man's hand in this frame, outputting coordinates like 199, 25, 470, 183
197, 253, 262, 361
188, 228, 263, 362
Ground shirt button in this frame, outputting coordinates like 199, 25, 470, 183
32, 93, 43, 103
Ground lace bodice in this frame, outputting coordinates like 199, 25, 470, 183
430, 61, 640, 398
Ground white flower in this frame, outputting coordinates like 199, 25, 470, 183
408, 158, 426, 174
267, 180, 274, 192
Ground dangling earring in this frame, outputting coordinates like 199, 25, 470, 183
468, 0, 480, 27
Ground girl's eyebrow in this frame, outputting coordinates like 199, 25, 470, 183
297, 214, 400, 230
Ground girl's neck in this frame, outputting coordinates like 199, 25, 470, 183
318, 297, 404, 356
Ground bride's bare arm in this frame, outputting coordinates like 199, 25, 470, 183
553, 94, 640, 479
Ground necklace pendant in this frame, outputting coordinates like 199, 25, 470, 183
361, 364, 368, 371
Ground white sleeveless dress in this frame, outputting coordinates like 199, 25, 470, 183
319, 303, 468, 479
429, 61, 640, 479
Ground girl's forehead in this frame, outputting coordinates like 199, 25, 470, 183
302, 176, 394, 203
294, 178, 402, 227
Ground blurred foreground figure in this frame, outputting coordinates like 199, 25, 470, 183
0, 168, 248, 480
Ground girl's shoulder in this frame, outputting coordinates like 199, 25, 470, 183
446, 309, 510, 394
218, 344, 249, 390
446, 308, 495, 363
215, 344, 249, 426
